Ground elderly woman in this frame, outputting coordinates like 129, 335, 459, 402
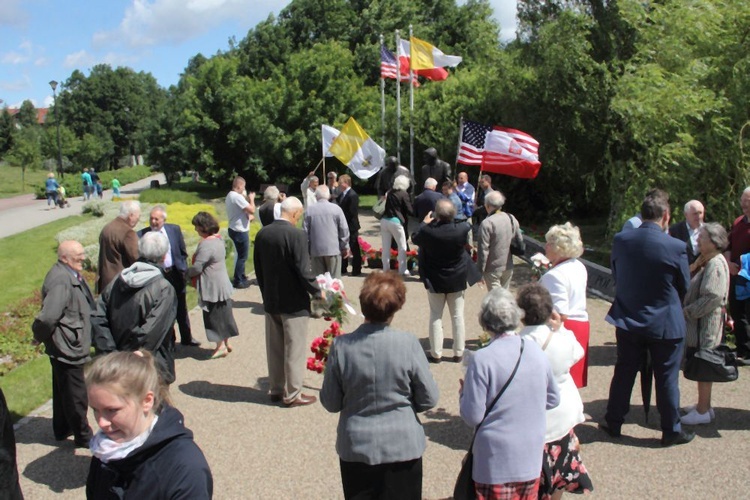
188, 212, 239, 359
381, 174, 414, 275
321, 272, 439, 499
517, 284, 593, 500
460, 288, 559, 500
540, 222, 589, 388
45, 172, 60, 208
681, 222, 730, 425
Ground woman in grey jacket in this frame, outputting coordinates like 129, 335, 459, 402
188, 212, 239, 359
682, 222, 730, 425
321, 272, 439, 499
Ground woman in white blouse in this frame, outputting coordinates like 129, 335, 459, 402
540, 222, 589, 388
517, 284, 593, 500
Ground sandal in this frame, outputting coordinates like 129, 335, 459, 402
210, 349, 228, 359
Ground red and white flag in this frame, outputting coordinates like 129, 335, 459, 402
457, 120, 542, 179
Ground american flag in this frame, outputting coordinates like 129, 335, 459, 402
380, 45, 418, 85
457, 120, 492, 166
458, 120, 542, 178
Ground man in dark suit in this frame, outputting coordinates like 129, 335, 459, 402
603, 190, 694, 447
138, 205, 199, 347
337, 174, 362, 276
254, 196, 320, 407
412, 199, 472, 363
668, 199, 705, 265
414, 177, 444, 220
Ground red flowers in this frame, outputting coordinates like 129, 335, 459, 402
306, 320, 345, 373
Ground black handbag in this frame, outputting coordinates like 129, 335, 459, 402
507, 213, 526, 257
453, 339, 525, 500
684, 345, 738, 383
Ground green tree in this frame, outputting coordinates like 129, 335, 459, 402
6, 126, 42, 191
15, 101, 39, 128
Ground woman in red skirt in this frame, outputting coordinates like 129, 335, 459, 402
540, 222, 589, 388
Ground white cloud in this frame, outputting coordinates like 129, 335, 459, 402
34, 57, 49, 67
0, 75, 32, 93
64, 50, 95, 69
1, 52, 28, 64
43, 95, 55, 107
94, 0, 285, 49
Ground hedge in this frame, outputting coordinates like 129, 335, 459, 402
36, 165, 153, 199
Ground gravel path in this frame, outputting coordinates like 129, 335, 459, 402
12, 214, 750, 499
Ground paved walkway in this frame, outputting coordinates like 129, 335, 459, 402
11, 213, 750, 499
0, 173, 166, 239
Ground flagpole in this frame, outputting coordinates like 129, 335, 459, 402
408, 24, 415, 179
379, 33, 386, 151
395, 30, 401, 165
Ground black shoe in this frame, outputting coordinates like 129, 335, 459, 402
427, 355, 442, 364
181, 340, 201, 347
351, 271, 362, 277
660, 430, 695, 447
234, 280, 251, 289
74, 438, 90, 449
598, 422, 622, 439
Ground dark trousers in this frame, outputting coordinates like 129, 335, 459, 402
50, 358, 92, 444
0, 388, 23, 499
342, 230, 362, 275
164, 268, 192, 344
728, 276, 750, 356
340, 457, 422, 500
228, 228, 249, 285
605, 329, 683, 435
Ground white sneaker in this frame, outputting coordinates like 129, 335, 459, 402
681, 408, 713, 425
681, 405, 715, 420
401, 270, 411, 277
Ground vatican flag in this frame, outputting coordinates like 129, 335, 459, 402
328, 117, 385, 180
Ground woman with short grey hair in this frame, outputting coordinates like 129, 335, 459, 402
460, 288, 559, 498
681, 222, 730, 425
540, 222, 590, 388
381, 174, 413, 275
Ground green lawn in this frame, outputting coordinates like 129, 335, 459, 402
0, 164, 52, 199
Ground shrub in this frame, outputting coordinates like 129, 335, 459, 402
139, 188, 202, 205
81, 200, 106, 216
36, 165, 153, 199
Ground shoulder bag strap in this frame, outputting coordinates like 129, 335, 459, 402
467, 338, 525, 448
541, 329, 555, 351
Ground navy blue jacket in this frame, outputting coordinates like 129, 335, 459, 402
87, 405, 212, 499
606, 221, 690, 340
137, 224, 188, 272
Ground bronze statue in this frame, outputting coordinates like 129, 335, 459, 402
421, 147, 452, 188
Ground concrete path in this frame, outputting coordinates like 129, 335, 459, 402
11, 214, 750, 499
0, 173, 166, 239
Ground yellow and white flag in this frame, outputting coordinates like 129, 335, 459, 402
410, 36, 462, 70
321, 124, 340, 158
328, 117, 385, 180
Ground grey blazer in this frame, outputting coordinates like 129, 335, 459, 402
187, 237, 234, 304
320, 323, 439, 465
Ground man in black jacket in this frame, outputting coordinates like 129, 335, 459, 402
668, 199, 704, 265
32, 240, 94, 447
337, 174, 362, 276
254, 196, 320, 407
412, 199, 472, 364
92, 232, 178, 384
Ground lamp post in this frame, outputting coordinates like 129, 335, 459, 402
49, 80, 64, 180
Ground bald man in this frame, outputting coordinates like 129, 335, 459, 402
669, 200, 705, 265
32, 240, 95, 447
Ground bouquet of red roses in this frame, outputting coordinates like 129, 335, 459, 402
307, 273, 357, 373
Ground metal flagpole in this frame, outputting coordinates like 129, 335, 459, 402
379, 33, 386, 150
408, 24, 415, 179
395, 30, 401, 164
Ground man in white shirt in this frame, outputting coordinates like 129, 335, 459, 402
300, 172, 319, 209
455, 172, 475, 221
668, 199, 705, 265
225, 176, 256, 289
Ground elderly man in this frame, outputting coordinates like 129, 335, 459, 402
300, 171, 319, 208
303, 185, 350, 279
669, 200, 705, 266
472, 174, 494, 236
337, 174, 362, 276
412, 199, 472, 363
477, 191, 517, 290
92, 232, 178, 384
414, 178, 444, 221
421, 147, 451, 188
226, 176, 256, 289
326, 171, 340, 201
455, 171, 475, 219
254, 197, 320, 407
725, 187, 750, 363
97, 200, 140, 293
604, 190, 694, 447
32, 240, 94, 447
442, 181, 467, 223
138, 205, 198, 347
258, 185, 282, 226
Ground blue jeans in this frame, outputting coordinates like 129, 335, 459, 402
228, 228, 249, 285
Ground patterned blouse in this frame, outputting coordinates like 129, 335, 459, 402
683, 254, 729, 349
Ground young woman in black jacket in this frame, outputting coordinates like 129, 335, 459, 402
86, 351, 213, 499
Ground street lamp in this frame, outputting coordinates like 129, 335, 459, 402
49, 80, 64, 180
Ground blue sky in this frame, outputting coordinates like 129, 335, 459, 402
0, 0, 517, 109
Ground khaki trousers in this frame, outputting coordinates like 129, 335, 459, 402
265, 312, 309, 404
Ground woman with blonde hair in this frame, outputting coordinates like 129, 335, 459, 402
45, 172, 60, 209
86, 350, 212, 498
540, 222, 590, 388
